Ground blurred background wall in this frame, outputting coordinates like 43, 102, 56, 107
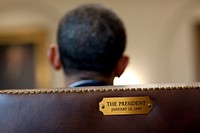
0, 0, 200, 88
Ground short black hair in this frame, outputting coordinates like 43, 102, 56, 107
57, 4, 126, 76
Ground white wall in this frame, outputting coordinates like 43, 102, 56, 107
1, 0, 200, 87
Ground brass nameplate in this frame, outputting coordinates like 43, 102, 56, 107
99, 96, 153, 115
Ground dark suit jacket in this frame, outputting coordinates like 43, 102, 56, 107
69, 80, 111, 87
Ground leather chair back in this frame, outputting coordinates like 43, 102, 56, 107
0, 83, 199, 133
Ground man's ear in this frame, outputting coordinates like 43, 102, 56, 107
115, 55, 129, 77
47, 46, 62, 70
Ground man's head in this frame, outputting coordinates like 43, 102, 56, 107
49, 4, 129, 83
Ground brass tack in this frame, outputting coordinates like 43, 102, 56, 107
63, 89, 70, 93
7, 91, 12, 94
36, 90, 42, 93
70, 89, 76, 93
122, 88, 128, 91
13, 91, 18, 94
42, 90, 47, 93
75, 89, 82, 93
59, 89, 65, 93
30, 90, 35, 94
131, 88, 137, 91
52, 90, 58, 93
129, 88, 134, 91
47, 90, 52, 93
118, 88, 123, 91
160, 87, 164, 90
142, 88, 148, 91
189, 86, 194, 89
81, 89, 87, 92
104, 88, 109, 92
93, 89, 99, 92
86, 89, 92, 92
165, 87, 171, 90
24, 91, 29, 94
99, 89, 105, 92
148, 103, 152, 108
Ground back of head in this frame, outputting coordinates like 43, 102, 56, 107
57, 4, 126, 77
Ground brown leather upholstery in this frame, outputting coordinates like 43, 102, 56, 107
0, 83, 199, 133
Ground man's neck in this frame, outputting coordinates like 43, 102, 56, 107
64, 72, 114, 87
